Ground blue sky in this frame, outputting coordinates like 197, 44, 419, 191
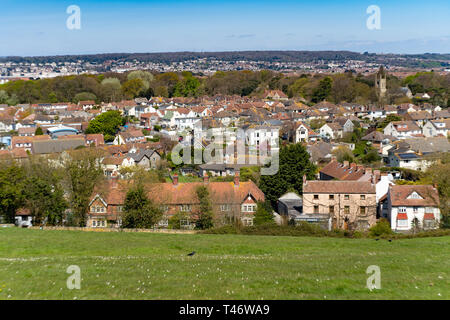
0, 0, 449, 56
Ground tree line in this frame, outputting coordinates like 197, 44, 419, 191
1, 70, 449, 107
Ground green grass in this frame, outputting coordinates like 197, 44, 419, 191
0, 228, 449, 300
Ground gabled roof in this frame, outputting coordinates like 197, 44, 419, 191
389, 185, 439, 207
303, 180, 375, 194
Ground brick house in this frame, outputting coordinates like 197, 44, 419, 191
302, 177, 377, 230
87, 173, 265, 228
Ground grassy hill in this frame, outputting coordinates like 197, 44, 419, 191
0, 228, 448, 300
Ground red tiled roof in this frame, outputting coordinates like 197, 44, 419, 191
389, 185, 440, 207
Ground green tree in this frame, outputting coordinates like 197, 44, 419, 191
35, 127, 43, 135
122, 185, 163, 229
312, 77, 332, 103
73, 92, 97, 104
122, 78, 145, 99
85, 110, 124, 140
23, 158, 67, 225
253, 201, 275, 225
259, 143, 317, 208
0, 164, 27, 223
195, 186, 214, 230
63, 149, 104, 226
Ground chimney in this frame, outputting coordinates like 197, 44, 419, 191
357, 165, 364, 172
350, 163, 357, 170
343, 161, 349, 168
173, 174, 178, 186
303, 174, 307, 185
331, 156, 337, 162
372, 173, 377, 185
111, 171, 118, 189
365, 168, 372, 175
203, 172, 209, 184
234, 172, 240, 187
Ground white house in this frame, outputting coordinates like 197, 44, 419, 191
319, 123, 343, 140
422, 119, 450, 138
384, 121, 422, 139
387, 185, 440, 232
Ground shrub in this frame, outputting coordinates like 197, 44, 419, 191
369, 219, 393, 237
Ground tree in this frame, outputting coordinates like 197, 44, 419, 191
22, 158, 67, 225
0, 164, 27, 223
195, 186, 214, 229
259, 143, 317, 208
253, 201, 274, 225
85, 110, 124, 140
127, 71, 154, 90
378, 114, 402, 129
101, 77, 122, 102
63, 149, 104, 226
122, 78, 145, 99
73, 92, 97, 103
122, 184, 162, 229
332, 145, 355, 163
312, 77, 332, 103
35, 127, 43, 135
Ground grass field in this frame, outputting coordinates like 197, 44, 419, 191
0, 228, 449, 300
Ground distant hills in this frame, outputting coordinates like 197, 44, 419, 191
2, 51, 450, 68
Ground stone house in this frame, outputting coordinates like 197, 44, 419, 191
302, 177, 377, 230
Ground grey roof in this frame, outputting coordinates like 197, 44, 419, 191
403, 137, 450, 153
129, 149, 159, 162
31, 139, 85, 154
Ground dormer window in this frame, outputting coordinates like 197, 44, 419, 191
407, 192, 423, 200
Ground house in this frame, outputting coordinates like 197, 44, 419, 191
302, 177, 377, 230
85, 134, 105, 147
422, 119, 450, 138
102, 155, 136, 177
334, 118, 355, 133
387, 137, 450, 170
87, 173, 265, 228
387, 185, 440, 232
295, 122, 317, 143
18, 127, 36, 137
383, 121, 422, 139
319, 123, 343, 140
129, 149, 161, 169
264, 90, 288, 101
113, 129, 146, 145
11, 135, 51, 151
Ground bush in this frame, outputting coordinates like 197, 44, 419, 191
369, 219, 393, 237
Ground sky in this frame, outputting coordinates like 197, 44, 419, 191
0, 0, 449, 56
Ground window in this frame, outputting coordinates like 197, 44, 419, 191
242, 204, 256, 212
159, 205, 169, 213
92, 221, 96, 227
220, 204, 231, 212
413, 207, 418, 213
344, 206, 350, 214
329, 206, 334, 214
314, 195, 319, 200
360, 206, 366, 215
397, 219, 408, 227
314, 205, 319, 214
329, 195, 334, 200
180, 204, 191, 212
344, 195, 350, 200
399, 207, 407, 213
360, 195, 366, 200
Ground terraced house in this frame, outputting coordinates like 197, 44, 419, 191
88, 173, 265, 229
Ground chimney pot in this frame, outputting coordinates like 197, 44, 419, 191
203, 173, 209, 184
343, 161, 349, 167
173, 174, 178, 186
350, 163, 357, 169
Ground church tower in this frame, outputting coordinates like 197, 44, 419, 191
375, 66, 387, 102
